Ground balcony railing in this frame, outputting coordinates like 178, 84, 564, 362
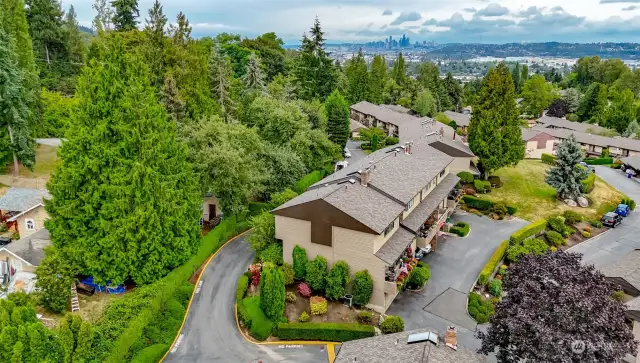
448, 188, 462, 201
418, 208, 448, 238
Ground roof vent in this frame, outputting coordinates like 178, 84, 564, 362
348, 179, 356, 184
407, 331, 438, 345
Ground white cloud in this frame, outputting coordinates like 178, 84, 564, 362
390, 11, 422, 25
382, 9, 392, 15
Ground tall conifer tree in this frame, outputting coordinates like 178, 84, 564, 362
45, 35, 201, 285
325, 89, 350, 148
345, 49, 369, 104
111, 0, 139, 31
369, 55, 387, 104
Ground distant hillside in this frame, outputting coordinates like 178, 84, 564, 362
428, 42, 640, 60
79, 25, 94, 35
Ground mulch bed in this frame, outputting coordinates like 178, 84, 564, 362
284, 286, 379, 325
561, 221, 609, 250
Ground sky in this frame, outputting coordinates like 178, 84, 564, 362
63, 0, 640, 44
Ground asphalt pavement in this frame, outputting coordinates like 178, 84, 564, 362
345, 140, 366, 163
164, 235, 328, 363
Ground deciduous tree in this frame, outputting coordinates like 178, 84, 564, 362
45, 35, 202, 285
563, 88, 581, 114
521, 74, 556, 117
478, 251, 637, 362
602, 88, 636, 134
545, 135, 589, 200
468, 63, 523, 178
413, 89, 437, 117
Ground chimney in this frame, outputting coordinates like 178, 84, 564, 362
445, 326, 458, 351
360, 168, 371, 186
404, 142, 410, 155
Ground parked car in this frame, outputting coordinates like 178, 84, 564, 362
616, 204, 631, 217
601, 212, 623, 227
579, 162, 595, 173
344, 148, 352, 158
0, 237, 10, 247
415, 245, 432, 259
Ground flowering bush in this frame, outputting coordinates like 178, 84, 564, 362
297, 282, 311, 297
299, 311, 310, 322
286, 291, 297, 303
249, 264, 261, 286
310, 296, 328, 315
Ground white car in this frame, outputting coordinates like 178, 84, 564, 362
344, 148, 351, 158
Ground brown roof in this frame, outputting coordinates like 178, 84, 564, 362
381, 104, 412, 114
444, 111, 471, 127
350, 119, 366, 132
536, 116, 610, 134
531, 126, 640, 152
335, 329, 486, 363
351, 101, 421, 129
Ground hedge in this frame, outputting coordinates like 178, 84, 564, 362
236, 275, 249, 302
277, 322, 375, 342
581, 172, 595, 194
457, 171, 474, 183
450, 222, 470, 237
509, 219, 547, 245
478, 240, 509, 286
541, 153, 556, 165
295, 170, 326, 194
130, 344, 169, 363
584, 158, 613, 165
243, 296, 274, 341
462, 195, 494, 211
104, 216, 251, 362
506, 205, 517, 215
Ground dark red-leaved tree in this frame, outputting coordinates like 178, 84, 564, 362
546, 98, 569, 118
478, 251, 638, 362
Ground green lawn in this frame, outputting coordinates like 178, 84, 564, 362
479, 160, 624, 222
242, 296, 274, 341
2, 144, 61, 179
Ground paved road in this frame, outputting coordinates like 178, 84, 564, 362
387, 212, 527, 350
35, 138, 63, 147
568, 166, 640, 269
164, 235, 327, 363
345, 140, 366, 163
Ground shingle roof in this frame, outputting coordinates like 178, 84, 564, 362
374, 226, 415, 265
531, 126, 640, 152
537, 116, 610, 134
381, 104, 411, 114
626, 296, 640, 312
623, 156, 640, 171
351, 101, 420, 128
402, 174, 460, 234
350, 119, 366, 132
600, 249, 640, 291
0, 187, 50, 212
335, 329, 486, 363
427, 136, 474, 157
444, 111, 471, 127
5, 228, 51, 266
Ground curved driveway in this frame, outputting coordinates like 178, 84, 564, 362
164, 235, 327, 363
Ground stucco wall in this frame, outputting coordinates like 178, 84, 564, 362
16, 206, 48, 239
448, 157, 473, 174
278, 216, 334, 266
202, 196, 220, 221
0, 250, 34, 273
525, 140, 555, 159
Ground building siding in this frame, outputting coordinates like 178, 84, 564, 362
16, 206, 48, 239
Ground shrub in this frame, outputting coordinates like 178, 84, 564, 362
450, 222, 470, 237
467, 293, 495, 324
306, 256, 328, 292
497, 265, 507, 277
581, 172, 596, 194
385, 136, 399, 145
464, 188, 477, 196
550, 246, 558, 252
506, 205, 517, 215
478, 241, 509, 285
589, 219, 603, 228
352, 270, 374, 306
622, 197, 637, 211
562, 210, 583, 225
260, 267, 286, 321
292, 245, 308, 280
483, 181, 492, 192
507, 238, 549, 263
491, 203, 508, 219
0, 223, 7, 233
509, 219, 547, 245
566, 113, 579, 122
286, 292, 297, 303
131, 344, 169, 363
541, 153, 557, 165
582, 231, 591, 238
380, 316, 404, 334
297, 283, 311, 297
237, 303, 251, 328
407, 265, 431, 289
295, 170, 325, 193
325, 261, 351, 300
584, 158, 613, 165
612, 290, 625, 302
281, 263, 295, 285
584, 225, 591, 232
298, 311, 310, 322
547, 216, 566, 233
236, 275, 249, 302
462, 195, 494, 211
242, 296, 274, 341
259, 243, 283, 265
357, 311, 373, 324
488, 176, 502, 188
473, 179, 485, 192
310, 296, 328, 315
562, 227, 575, 238
488, 279, 503, 297
277, 322, 375, 342
270, 189, 299, 208
545, 231, 565, 247
457, 171, 474, 183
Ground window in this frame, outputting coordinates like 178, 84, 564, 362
406, 198, 414, 211
439, 170, 445, 178
25, 219, 35, 231
384, 220, 395, 236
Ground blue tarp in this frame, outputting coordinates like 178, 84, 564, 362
79, 276, 125, 295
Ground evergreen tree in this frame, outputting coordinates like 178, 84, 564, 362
602, 88, 636, 134
63, 5, 86, 64
241, 53, 266, 95
35, 247, 73, 313
325, 89, 350, 148
624, 120, 640, 138
259, 266, 285, 321
443, 73, 462, 111
521, 74, 556, 117
345, 49, 369, 104
413, 89, 437, 117
293, 18, 336, 100
0, 28, 36, 175
512, 63, 521, 94
209, 45, 235, 122
391, 52, 406, 86
0, 0, 39, 95
520, 64, 529, 87
72, 321, 92, 363
45, 35, 202, 285
92, 0, 113, 32
57, 318, 74, 363
143, 0, 168, 90
545, 135, 589, 200
563, 88, 581, 114
369, 55, 387, 104
468, 63, 524, 179
578, 82, 608, 122
417, 62, 445, 111
161, 71, 186, 123
240, 32, 286, 81
111, 0, 138, 31
27, 324, 46, 362
10, 341, 23, 363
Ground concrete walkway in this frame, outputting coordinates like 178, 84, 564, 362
164, 235, 327, 363
386, 212, 527, 350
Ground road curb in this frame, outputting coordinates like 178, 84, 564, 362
160, 228, 253, 362
565, 228, 614, 252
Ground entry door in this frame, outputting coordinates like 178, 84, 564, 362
208, 204, 216, 220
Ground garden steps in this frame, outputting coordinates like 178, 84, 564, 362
70, 284, 80, 312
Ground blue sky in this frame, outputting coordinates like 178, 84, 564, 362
63, 0, 640, 44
